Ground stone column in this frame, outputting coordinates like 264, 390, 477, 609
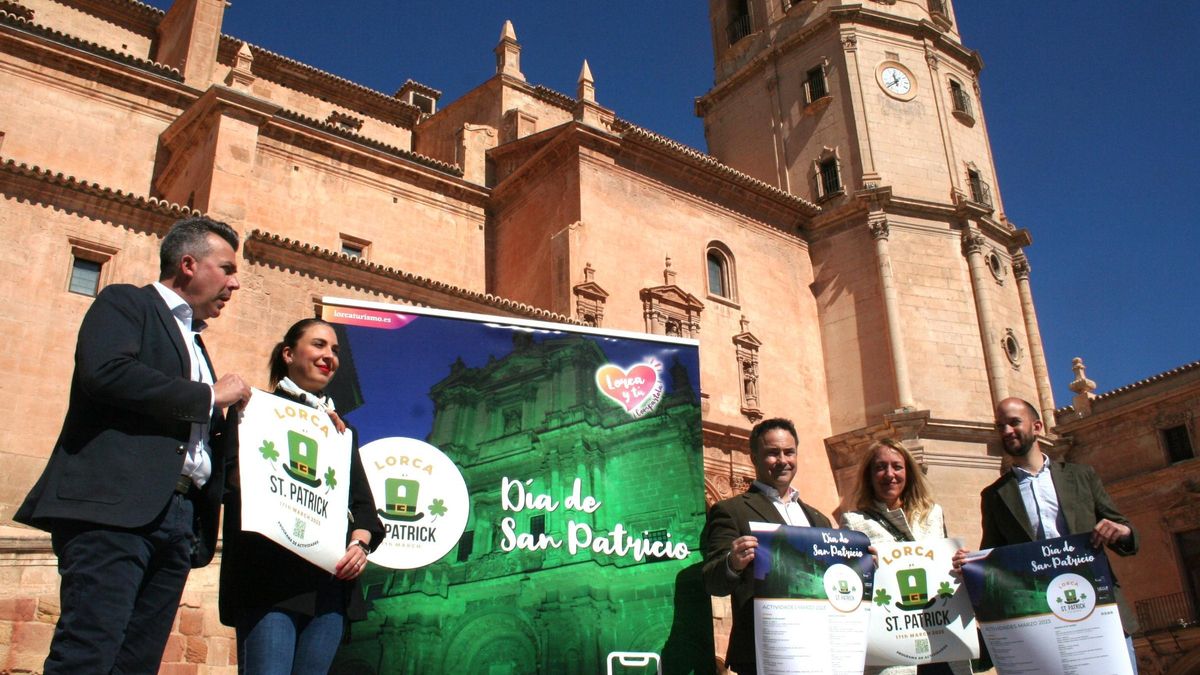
869, 216, 914, 410
1012, 252, 1056, 425
963, 227, 1008, 405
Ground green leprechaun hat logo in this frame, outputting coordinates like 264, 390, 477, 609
896, 568, 933, 610
283, 430, 323, 488
378, 477, 424, 522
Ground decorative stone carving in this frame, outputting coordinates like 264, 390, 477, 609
1011, 252, 1031, 280
733, 316, 763, 422
1068, 357, 1097, 416
572, 262, 609, 327
961, 229, 987, 256
868, 216, 889, 241
640, 257, 703, 338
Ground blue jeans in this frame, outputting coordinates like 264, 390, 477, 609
237, 609, 345, 675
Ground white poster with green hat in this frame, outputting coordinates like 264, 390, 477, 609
238, 388, 353, 573
866, 537, 978, 667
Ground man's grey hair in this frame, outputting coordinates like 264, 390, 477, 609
159, 216, 239, 278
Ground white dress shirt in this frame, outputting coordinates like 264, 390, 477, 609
1013, 453, 1067, 540
153, 282, 214, 488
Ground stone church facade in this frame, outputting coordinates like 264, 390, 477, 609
2, 0, 1187, 672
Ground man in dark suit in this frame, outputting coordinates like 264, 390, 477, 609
701, 418, 832, 675
15, 216, 252, 674
967, 397, 1139, 670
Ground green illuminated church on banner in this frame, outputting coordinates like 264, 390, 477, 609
334, 332, 713, 674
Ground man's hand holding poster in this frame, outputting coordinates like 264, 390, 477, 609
751, 523, 874, 675
867, 538, 978, 667
961, 533, 1133, 675
238, 388, 352, 573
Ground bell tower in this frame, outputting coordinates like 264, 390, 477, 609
698, 0, 1058, 533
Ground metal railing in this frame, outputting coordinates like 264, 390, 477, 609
969, 177, 992, 207
951, 85, 973, 117
1136, 592, 1199, 633
726, 14, 751, 46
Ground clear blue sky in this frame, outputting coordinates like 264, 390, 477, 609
148, 1, 1199, 407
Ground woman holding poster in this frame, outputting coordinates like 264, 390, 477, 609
220, 318, 384, 674
840, 439, 970, 675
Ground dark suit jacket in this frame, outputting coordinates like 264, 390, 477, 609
701, 485, 831, 672
219, 388, 385, 626
15, 284, 227, 567
980, 460, 1139, 632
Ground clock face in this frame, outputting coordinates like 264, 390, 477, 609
882, 67, 911, 95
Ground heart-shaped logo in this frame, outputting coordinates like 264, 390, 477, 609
596, 364, 659, 414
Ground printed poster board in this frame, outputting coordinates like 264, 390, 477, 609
319, 298, 713, 674
961, 533, 1132, 675
238, 389, 353, 573
866, 538, 978, 667
751, 523, 874, 675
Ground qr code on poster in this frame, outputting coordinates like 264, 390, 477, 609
294, 519, 306, 539
916, 638, 930, 655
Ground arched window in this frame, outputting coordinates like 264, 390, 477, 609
706, 242, 738, 303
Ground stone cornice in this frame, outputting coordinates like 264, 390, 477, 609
216, 35, 425, 128
395, 78, 442, 100
828, 5, 982, 72
616, 123, 820, 216
274, 108, 463, 177
64, 0, 163, 36
244, 230, 576, 324
0, 1, 33, 21
0, 157, 200, 225
0, 8, 182, 81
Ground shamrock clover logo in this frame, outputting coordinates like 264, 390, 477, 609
259, 440, 279, 462
429, 498, 448, 518
938, 581, 954, 598
874, 588, 893, 606
324, 467, 338, 493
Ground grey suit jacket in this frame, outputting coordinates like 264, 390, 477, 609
701, 485, 831, 672
979, 460, 1139, 632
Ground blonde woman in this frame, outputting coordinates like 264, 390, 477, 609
839, 439, 969, 675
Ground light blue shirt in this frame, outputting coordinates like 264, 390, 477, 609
153, 283, 214, 488
1012, 453, 1067, 540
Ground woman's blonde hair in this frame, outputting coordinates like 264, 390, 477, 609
853, 438, 934, 523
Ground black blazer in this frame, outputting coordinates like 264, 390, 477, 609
219, 388, 384, 626
701, 486, 832, 672
980, 460, 1139, 632
15, 284, 228, 567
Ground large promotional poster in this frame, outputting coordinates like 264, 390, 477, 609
961, 533, 1132, 675
751, 524, 874, 675
318, 298, 713, 674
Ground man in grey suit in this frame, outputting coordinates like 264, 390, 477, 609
701, 418, 831, 675
966, 396, 1139, 671
16, 217, 252, 673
